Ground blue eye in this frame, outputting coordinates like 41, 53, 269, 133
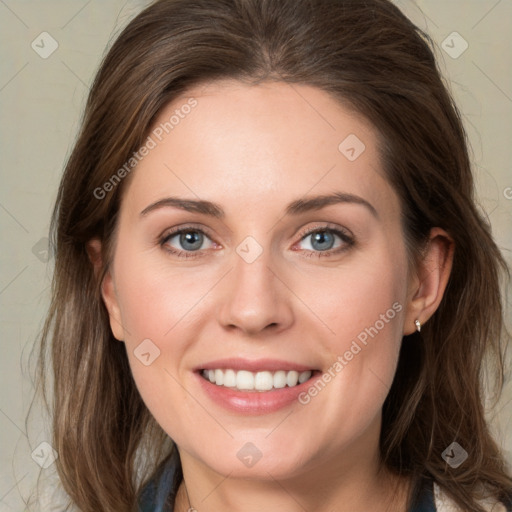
297, 228, 353, 254
159, 225, 354, 259
161, 228, 214, 255
176, 231, 204, 251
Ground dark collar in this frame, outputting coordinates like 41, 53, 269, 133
410, 477, 436, 512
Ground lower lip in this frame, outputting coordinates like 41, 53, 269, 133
195, 371, 320, 414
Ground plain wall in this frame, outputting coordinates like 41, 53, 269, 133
0, 1, 510, 510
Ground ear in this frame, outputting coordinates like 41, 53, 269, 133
403, 227, 454, 335
86, 238, 125, 341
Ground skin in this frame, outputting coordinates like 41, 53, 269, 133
89, 80, 453, 511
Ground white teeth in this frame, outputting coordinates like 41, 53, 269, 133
201, 368, 313, 391
286, 370, 299, 387
223, 369, 236, 387
273, 370, 287, 389
254, 371, 273, 391
298, 371, 311, 384
236, 370, 254, 390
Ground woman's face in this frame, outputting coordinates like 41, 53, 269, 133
102, 80, 416, 479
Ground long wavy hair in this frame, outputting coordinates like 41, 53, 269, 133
33, 0, 512, 510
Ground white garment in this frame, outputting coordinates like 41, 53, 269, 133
434, 482, 508, 512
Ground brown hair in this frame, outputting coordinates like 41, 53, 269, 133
33, 0, 512, 510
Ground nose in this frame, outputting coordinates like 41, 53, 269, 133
217, 247, 294, 337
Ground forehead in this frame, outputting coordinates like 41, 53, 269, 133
121, 80, 400, 222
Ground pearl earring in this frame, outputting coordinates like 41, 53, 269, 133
414, 319, 421, 332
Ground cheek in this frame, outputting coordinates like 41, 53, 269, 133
295, 251, 407, 435
113, 246, 217, 343
110, 247, 221, 435
295, 247, 407, 354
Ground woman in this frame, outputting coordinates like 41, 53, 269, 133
36, 0, 512, 510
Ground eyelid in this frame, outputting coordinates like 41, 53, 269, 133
159, 222, 354, 258
159, 222, 216, 242
291, 223, 354, 255
294, 222, 353, 241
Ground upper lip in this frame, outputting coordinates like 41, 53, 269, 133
196, 358, 316, 373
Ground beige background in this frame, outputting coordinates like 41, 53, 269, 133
0, 1, 511, 510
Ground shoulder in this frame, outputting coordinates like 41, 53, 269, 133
434, 482, 511, 512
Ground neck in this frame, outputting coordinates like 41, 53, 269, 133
174, 443, 411, 512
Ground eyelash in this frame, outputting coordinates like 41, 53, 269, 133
158, 224, 355, 259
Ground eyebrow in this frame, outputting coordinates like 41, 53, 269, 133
139, 192, 378, 219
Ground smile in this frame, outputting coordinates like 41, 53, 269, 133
195, 358, 322, 413
201, 368, 314, 392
